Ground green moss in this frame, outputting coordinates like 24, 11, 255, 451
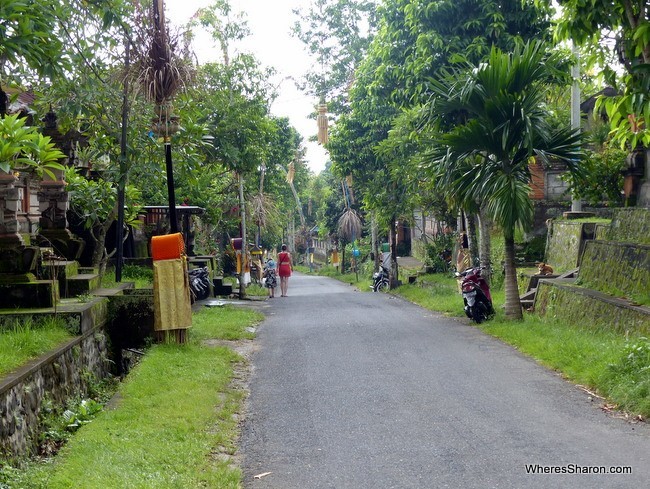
545, 222, 584, 272
607, 208, 650, 245
536, 282, 650, 335
579, 241, 650, 303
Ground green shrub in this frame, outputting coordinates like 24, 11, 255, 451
423, 234, 455, 273
601, 337, 650, 414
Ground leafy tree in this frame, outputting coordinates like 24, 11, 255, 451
0, 0, 68, 82
372, 0, 552, 108
292, 0, 379, 114
422, 43, 583, 319
327, 0, 555, 279
561, 120, 628, 205
555, 0, 650, 149
65, 167, 141, 272
193, 0, 277, 297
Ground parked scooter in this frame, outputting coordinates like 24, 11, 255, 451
455, 266, 494, 323
371, 265, 389, 292
188, 267, 211, 301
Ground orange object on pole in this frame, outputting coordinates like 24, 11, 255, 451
151, 232, 185, 261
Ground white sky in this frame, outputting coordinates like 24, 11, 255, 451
166, 0, 330, 174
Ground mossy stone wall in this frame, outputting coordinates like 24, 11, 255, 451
0, 328, 110, 459
579, 241, 650, 303
606, 208, 650, 245
545, 221, 595, 272
536, 281, 650, 335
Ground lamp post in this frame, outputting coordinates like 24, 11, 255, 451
151, 103, 180, 233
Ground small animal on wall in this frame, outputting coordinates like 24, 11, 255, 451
536, 262, 554, 275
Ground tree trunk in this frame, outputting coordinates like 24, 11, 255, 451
115, 34, 130, 283
389, 214, 399, 288
238, 173, 247, 300
371, 212, 379, 272
478, 206, 492, 284
466, 212, 479, 268
503, 232, 523, 319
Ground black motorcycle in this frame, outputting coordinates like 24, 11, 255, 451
188, 267, 211, 301
371, 265, 389, 292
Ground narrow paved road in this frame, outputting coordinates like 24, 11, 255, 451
240, 273, 650, 488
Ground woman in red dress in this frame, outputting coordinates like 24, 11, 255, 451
277, 244, 293, 297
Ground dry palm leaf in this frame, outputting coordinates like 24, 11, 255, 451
131, 0, 194, 105
338, 208, 362, 242
317, 102, 328, 144
250, 192, 277, 228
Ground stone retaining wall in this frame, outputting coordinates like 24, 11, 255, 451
606, 208, 650, 245
0, 326, 110, 459
535, 281, 650, 335
545, 221, 596, 272
579, 240, 650, 302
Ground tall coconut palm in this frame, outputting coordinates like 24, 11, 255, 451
422, 42, 583, 319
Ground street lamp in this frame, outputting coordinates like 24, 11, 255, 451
151, 103, 180, 233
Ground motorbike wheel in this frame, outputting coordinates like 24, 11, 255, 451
471, 302, 488, 324
376, 280, 389, 292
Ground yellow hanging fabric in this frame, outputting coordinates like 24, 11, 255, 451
286, 161, 295, 184
317, 103, 328, 144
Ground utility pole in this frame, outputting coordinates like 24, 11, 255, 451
570, 42, 582, 212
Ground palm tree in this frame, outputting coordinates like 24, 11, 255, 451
423, 42, 583, 319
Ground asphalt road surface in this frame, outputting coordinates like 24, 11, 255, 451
240, 273, 650, 488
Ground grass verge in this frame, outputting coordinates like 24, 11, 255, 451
0, 318, 73, 377
6, 305, 263, 489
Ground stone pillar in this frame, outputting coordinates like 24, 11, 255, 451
0, 171, 40, 279
36, 110, 84, 260
0, 171, 25, 249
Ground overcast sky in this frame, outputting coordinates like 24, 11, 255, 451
166, 0, 330, 174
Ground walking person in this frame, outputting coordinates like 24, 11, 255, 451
277, 244, 293, 297
263, 258, 277, 298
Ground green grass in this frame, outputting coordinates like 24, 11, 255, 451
8, 306, 263, 489
0, 318, 73, 377
101, 265, 153, 289
244, 283, 267, 298
394, 274, 465, 317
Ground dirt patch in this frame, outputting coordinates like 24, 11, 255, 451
202, 338, 258, 364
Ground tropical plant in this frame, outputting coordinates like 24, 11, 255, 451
0, 114, 65, 176
422, 42, 583, 319
65, 167, 142, 274
292, 0, 379, 115
0, 0, 67, 80
555, 0, 650, 150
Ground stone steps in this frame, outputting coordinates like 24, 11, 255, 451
519, 269, 578, 311
213, 276, 233, 296
66, 273, 101, 298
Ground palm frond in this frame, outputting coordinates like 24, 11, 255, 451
337, 208, 363, 242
